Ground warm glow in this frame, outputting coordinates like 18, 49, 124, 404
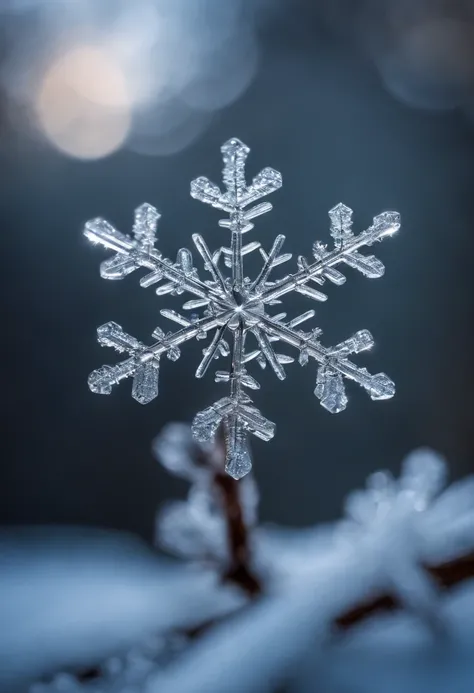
36, 45, 131, 159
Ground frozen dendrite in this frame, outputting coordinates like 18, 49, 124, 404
84, 138, 400, 479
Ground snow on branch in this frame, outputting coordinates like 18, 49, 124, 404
22, 438, 474, 693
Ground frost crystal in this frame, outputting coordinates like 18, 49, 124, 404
340, 449, 449, 632
84, 138, 400, 479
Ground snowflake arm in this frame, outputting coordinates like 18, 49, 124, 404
84, 203, 232, 308
257, 316, 394, 413
190, 138, 282, 294
88, 312, 232, 404
84, 138, 400, 478
247, 206, 400, 309
192, 234, 228, 295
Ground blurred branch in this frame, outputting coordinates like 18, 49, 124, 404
188, 546, 474, 642
214, 428, 262, 596
29, 442, 474, 692
335, 550, 474, 630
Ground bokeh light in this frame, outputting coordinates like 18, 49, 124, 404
315, 1, 474, 115
377, 17, 474, 111
36, 45, 131, 159
128, 97, 212, 156
0, 0, 270, 159
182, 32, 258, 112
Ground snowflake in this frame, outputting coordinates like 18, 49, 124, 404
84, 138, 400, 479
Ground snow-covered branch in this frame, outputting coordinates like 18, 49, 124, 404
14, 442, 474, 693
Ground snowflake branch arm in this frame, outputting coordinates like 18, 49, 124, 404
258, 315, 395, 412
195, 322, 231, 378
251, 327, 287, 380
88, 313, 232, 404
192, 319, 277, 479
84, 204, 230, 306
190, 138, 283, 295
190, 140, 282, 214
192, 234, 229, 295
250, 234, 286, 293
250, 209, 400, 307
143, 312, 233, 359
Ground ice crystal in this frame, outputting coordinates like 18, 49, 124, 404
85, 138, 400, 478
342, 448, 447, 529
340, 449, 449, 630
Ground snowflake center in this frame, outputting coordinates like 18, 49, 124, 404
231, 289, 246, 306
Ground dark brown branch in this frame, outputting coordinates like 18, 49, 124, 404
213, 427, 262, 596
188, 548, 474, 645
334, 550, 474, 630
214, 470, 262, 595
73, 547, 474, 685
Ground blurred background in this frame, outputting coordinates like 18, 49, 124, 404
2, 0, 474, 539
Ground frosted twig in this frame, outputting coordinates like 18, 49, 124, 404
154, 423, 261, 596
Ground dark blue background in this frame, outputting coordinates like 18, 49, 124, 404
2, 1, 474, 539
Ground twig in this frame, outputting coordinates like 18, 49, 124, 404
335, 551, 474, 630
213, 426, 262, 596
